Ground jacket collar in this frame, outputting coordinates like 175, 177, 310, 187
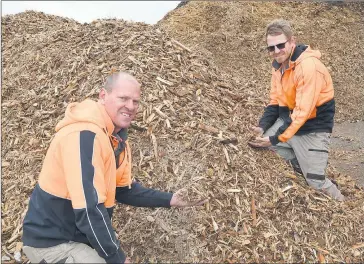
97, 101, 115, 137
272, 44, 308, 70
116, 128, 128, 141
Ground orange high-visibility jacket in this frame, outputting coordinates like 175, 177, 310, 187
259, 45, 335, 145
23, 99, 131, 263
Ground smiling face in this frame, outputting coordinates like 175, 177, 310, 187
267, 33, 295, 65
99, 76, 141, 133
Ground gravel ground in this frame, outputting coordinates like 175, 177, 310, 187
330, 121, 364, 187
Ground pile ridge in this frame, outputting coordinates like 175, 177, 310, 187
159, 1, 364, 123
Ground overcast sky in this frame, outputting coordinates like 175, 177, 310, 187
1, 1, 181, 24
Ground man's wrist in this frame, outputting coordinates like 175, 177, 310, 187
257, 124, 266, 133
169, 193, 176, 207
269, 135, 280, 146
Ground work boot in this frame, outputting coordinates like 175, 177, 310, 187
322, 184, 345, 201
287, 158, 303, 176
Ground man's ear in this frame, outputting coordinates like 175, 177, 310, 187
290, 36, 297, 44
99, 88, 106, 104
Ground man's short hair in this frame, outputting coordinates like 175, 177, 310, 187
104, 72, 139, 92
265, 19, 293, 40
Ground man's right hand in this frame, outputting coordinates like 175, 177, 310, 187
124, 257, 132, 263
248, 126, 268, 149
170, 192, 209, 207
250, 126, 264, 136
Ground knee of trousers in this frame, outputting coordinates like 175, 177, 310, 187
269, 146, 295, 161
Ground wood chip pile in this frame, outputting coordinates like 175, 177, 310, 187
159, 1, 364, 123
2, 9, 364, 263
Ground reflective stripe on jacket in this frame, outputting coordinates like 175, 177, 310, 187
23, 100, 131, 263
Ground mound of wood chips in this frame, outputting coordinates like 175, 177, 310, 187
159, 1, 364, 123
2, 9, 364, 263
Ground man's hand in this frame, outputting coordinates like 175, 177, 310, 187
250, 126, 264, 136
170, 191, 209, 208
124, 257, 132, 264
248, 136, 272, 148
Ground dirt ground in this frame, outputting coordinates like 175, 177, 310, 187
330, 121, 364, 187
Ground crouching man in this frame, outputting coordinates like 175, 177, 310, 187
22, 72, 207, 263
248, 19, 344, 201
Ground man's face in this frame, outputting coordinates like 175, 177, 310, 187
267, 33, 295, 64
99, 78, 141, 133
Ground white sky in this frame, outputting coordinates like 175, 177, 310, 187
1, 1, 181, 24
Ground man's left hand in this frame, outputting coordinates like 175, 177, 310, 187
248, 136, 272, 148
170, 192, 209, 208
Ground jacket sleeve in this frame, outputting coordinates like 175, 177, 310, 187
259, 73, 279, 132
271, 59, 322, 145
116, 182, 173, 208
61, 130, 126, 263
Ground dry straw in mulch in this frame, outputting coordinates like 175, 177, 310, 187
1, 7, 364, 263
159, 1, 364, 123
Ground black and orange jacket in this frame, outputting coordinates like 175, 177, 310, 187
22, 99, 172, 263
259, 45, 335, 145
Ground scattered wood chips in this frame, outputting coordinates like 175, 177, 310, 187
159, 1, 364, 123
2, 6, 364, 263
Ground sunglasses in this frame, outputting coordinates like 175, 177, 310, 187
267, 40, 288, 52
